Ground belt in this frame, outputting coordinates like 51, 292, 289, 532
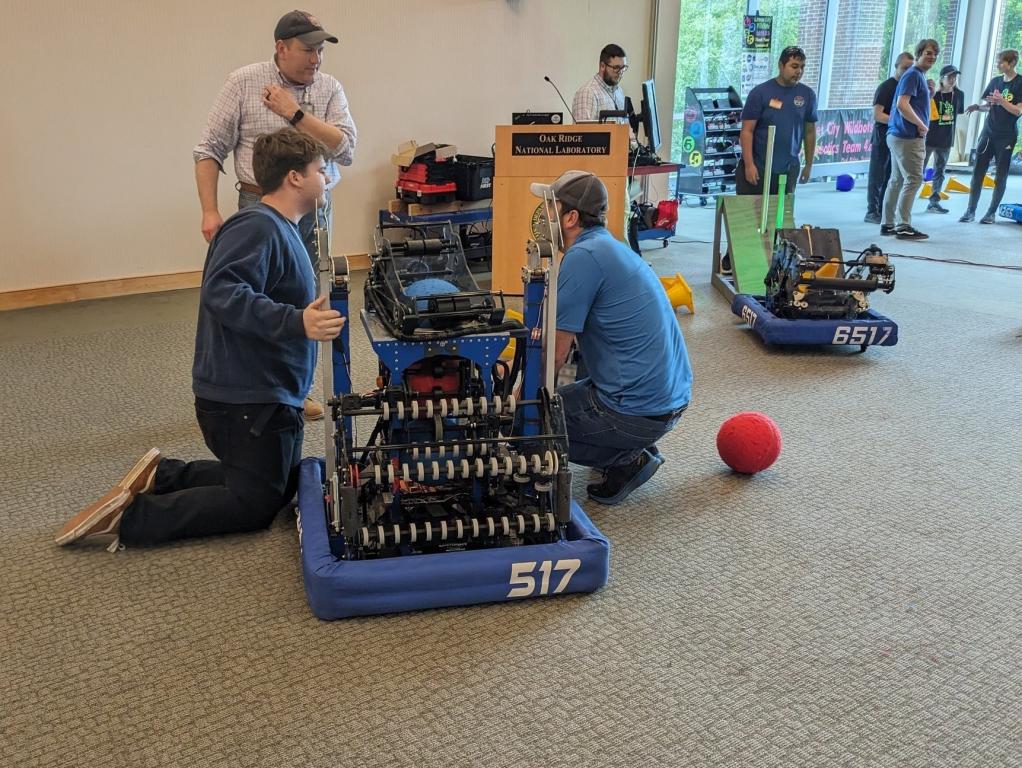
649, 405, 686, 423
238, 181, 263, 195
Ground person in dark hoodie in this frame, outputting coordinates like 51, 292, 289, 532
56, 128, 345, 552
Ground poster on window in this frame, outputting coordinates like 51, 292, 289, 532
740, 15, 772, 98
811, 108, 874, 164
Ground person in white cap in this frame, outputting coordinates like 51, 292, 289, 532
530, 171, 693, 505
193, 10, 357, 420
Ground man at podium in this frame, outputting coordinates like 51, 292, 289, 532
572, 44, 629, 123
531, 171, 692, 506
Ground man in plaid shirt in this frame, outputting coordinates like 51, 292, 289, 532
193, 10, 357, 420
571, 44, 629, 123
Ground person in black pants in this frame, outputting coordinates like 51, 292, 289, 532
924, 65, 965, 213
865, 52, 915, 223
56, 129, 345, 552
960, 49, 1022, 224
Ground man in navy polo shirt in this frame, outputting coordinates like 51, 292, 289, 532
531, 171, 693, 506
738, 46, 818, 196
882, 38, 939, 240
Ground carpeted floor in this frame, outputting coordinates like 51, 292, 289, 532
2, 178, 1021, 767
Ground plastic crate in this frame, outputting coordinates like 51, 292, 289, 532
453, 155, 495, 201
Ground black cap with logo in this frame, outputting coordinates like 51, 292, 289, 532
274, 10, 338, 45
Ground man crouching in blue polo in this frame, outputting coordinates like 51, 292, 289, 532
530, 171, 692, 505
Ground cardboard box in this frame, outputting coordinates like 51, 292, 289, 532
390, 140, 458, 167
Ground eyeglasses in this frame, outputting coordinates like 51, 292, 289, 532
605, 64, 629, 73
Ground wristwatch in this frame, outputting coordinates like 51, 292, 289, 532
289, 109, 305, 126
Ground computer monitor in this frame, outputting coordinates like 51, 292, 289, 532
639, 79, 662, 153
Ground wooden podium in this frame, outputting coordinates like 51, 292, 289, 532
491, 124, 629, 293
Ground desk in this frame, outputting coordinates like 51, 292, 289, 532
629, 162, 682, 247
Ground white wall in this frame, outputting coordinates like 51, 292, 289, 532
0, 0, 680, 294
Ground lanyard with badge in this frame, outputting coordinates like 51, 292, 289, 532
277, 70, 316, 117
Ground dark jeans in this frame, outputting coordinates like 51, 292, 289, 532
866, 123, 891, 216
924, 145, 950, 202
735, 158, 799, 196
238, 189, 332, 267
118, 399, 304, 546
557, 379, 684, 470
967, 130, 1015, 214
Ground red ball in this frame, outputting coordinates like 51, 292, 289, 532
716, 412, 782, 474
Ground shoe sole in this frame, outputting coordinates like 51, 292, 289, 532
119, 448, 161, 495
54, 488, 131, 546
895, 232, 929, 240
588, 452, 665, 506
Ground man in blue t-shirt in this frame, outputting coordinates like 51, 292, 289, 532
882, 38, 939, 240
738, 46, 819, 196
56, 129, 346, 551
530, 171, 693, 506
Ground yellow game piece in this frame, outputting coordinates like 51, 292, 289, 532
659, 273, 694, 315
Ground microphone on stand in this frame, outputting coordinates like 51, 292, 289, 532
544, 76, 575, 123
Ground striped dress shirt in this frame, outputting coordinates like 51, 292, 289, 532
193, 59, 357, 190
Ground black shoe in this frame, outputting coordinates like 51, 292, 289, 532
980, 211, 996, 224
586, 450, 665, 505
959, 210, 975, 223
720, 253, 732, 274
880, 225, 896, 236
864, 212, 882, 224
927, 202, 949, 214
895, 225, 929, 240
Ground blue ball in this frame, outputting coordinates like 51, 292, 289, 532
405, 278, 459, 311
835, 174, 855, 192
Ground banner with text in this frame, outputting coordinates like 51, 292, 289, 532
740, 15, 772, 98
812, 108, 874, 165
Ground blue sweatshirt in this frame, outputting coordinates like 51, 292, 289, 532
192, 203, 316, 408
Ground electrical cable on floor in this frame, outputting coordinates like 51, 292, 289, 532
843, 248, 1022, 272
662, 239, 1022, 271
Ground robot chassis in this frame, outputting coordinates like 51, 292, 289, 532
319, 222, 574, 560
764, 225, 895, 321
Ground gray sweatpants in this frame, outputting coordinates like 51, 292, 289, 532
883, 134, 926, 228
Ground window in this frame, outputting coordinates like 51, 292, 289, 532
674, 0, 748, 95
756, 0, 828, 92
673, 0, 747, 160
827, 0, 899, 109
993, 0, 1022, 74
902, 0, 960, 68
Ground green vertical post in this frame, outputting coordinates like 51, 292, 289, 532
775, 175, 786, 232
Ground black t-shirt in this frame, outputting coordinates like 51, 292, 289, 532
873, 77, 898, 125
926, 88, 964, 148
981, 75, 1022, 136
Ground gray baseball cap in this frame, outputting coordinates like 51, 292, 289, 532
274, 10, 339, 45
530, 171, 609, 218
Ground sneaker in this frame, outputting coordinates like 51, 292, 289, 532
980, 211, 996, 224
863, 212, 882, 224
586, 449, 665, 505
959, 210, 975, 223
895, 225, 929, 240
54, 487, 132, 547
720, 253, 733, 274
118, 448, 161, 496
926, 202, 949, 214
880, 225, 897, 236
304, 397, 325, 421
